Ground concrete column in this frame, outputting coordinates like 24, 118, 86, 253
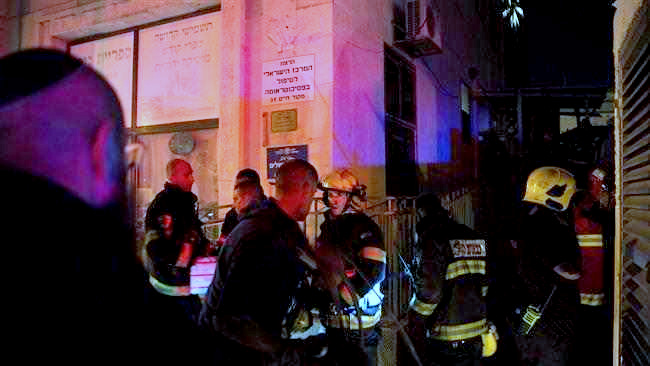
0, 0, 22, 56
217, 0, 246, 206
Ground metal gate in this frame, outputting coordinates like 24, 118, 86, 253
198, 189, 476, 365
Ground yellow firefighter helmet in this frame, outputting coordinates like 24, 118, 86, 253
523, 166, 576, 211
318, 168, 367, 202
319, 169, 360, 193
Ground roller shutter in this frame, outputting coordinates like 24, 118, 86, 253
615, 4, 649, 366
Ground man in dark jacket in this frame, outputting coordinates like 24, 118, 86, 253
406, 192, 494, 366
199, 159, 319, 365
217, 168, 266, 251
0, 49, 146, 364
143, 158, 209, 363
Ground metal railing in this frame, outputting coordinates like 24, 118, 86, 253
188, 189, 475, 365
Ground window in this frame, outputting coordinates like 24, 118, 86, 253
385, 47, 416, 125
69, 9, 220, 131
69, 9, 222, 243
385, 46, 418, 196
70, 32, 134, 128
461, 82, 471, 144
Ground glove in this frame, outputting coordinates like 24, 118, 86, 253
175, 230, 199, 267
481, 322, 499, 357
553, 262, 580, 281
157, 214, 174, 239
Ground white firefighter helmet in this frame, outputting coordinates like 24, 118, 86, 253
523, 166, 576, 211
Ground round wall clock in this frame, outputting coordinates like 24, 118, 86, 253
169, 132, 195, 155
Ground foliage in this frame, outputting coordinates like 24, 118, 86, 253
501, 0, 524, 29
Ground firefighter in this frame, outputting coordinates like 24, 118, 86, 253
406, 192, 496, 366
143, 158, 210, 363
570, 165, 613, 365
510, 166, 581, 366
315, 169, 386, 366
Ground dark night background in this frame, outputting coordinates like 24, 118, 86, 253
506, 0, 615, 89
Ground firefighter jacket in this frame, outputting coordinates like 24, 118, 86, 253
317, 209, 386, 330
144, 182, 207, 296
513, 204, 581, 340
199, 199, 313, 354
572, 190, 611, 307
410, 214, 490, 341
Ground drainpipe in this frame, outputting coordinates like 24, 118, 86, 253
516, 89, 523, 145
9, 0, 23, 52
17, 0, 22, 50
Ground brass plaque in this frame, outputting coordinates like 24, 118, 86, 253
271, 109, 297, 133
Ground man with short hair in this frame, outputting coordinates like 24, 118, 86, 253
143, 158, 209, 363
199, 159, 319, 365
233, 180, 265, 215
0, 48, 146, 363
217, 168, 266, 250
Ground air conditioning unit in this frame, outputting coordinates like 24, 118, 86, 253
395, 0, 443, 57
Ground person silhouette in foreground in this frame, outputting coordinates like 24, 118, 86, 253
0, 48, 146, 364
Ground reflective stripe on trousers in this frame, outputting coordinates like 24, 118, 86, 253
431, 319, 488, 341
580, 292, 604, 306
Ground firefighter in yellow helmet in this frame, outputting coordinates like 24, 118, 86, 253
510, 166, 581, 366
314, 168, 386, 366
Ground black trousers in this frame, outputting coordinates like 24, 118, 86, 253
323, 326, 380, 366
143, 282, 207, 363
425, 337, 483, 366
209, 334, 304, 366
570, 305, 611, 366
514, 330, 572, 366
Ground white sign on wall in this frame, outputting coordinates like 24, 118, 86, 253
137, 12, 220, 126
262, 55, 315, 105
70, 32, 134, 127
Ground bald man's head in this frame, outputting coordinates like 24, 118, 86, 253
167, 159, 194, 192
274, 159, 318, 221
0, 48, 126, 207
